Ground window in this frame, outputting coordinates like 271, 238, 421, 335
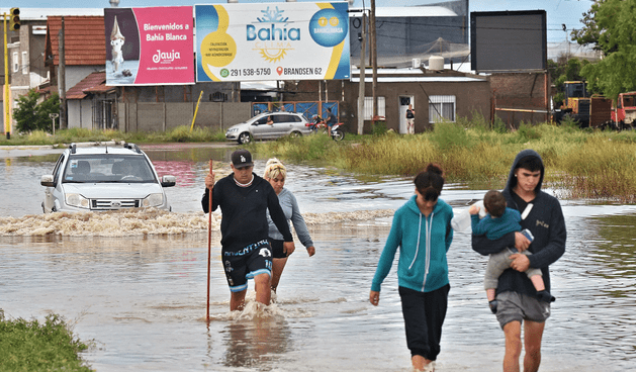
12, 52, 19, 73
429, 95, 456, 123
363, 96, 385, 120
22, 51, 28, 75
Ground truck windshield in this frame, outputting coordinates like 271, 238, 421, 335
623, 95, 636, 107
62, 155, 157, 183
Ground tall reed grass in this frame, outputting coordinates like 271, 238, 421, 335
249, 121, 636, 203
0, 126, 226, 146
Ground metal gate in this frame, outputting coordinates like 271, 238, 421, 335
93, 100, 116, 130
251, 101, 339, 121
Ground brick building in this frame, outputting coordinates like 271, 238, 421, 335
287, 67, 491, 134
490, 72, 551, 127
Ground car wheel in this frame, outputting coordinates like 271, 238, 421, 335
238, 132, 252, 144
290, 131, 302, 138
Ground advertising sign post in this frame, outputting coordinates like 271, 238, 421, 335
196, 2, 350, 82
105, 6, 195, 86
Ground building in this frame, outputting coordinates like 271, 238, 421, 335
288, 64, 491, 134
1, 8, 103, 133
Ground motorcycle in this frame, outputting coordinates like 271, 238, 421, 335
306, 118, 345, 141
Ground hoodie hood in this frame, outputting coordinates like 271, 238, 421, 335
504, 149, 545, 194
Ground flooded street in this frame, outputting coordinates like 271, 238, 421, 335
1, 144, 635, 371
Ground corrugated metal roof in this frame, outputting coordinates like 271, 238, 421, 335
351, 76, 486, 83
66, 71, 106, 100
84, 83, 115, 95
46, 16, 105, 66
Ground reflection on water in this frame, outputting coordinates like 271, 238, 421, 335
221, 318, 292, 370
0, 145, 635, 371
589, 215, 636, 281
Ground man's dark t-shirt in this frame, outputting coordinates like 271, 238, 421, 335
327, 113, 337, 126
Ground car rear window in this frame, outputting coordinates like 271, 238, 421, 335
273, 114, 299, 123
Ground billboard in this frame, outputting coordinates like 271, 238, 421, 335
195, 2, 351, 82
104, 7, 194, 86
470, 10, 546, 72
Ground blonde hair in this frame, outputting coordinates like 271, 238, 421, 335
263, 158, 287, 180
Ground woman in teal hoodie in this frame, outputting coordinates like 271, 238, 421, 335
370, 163, 454, 372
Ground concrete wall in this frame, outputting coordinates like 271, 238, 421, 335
117, 102, 251, 133
62, 65, 104, 92
118, 82, 238, 103
166, 103, 194, 131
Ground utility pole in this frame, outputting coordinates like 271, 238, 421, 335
59, 17, 67, 129
357, 12, 366, 135
371, 0, 377, 127
3, 12, 11, 139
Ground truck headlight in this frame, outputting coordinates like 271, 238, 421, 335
65, 193, 90, 209
143, 193, 164, 207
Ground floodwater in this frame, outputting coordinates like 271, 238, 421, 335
1, 144, 635, 372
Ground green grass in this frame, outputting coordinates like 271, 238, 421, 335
0, 310, 93, 371
0, 126, 226, 146
247, 120, 636, 203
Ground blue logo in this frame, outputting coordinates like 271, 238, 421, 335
309, 8, 348, 47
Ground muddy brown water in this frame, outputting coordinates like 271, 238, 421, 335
0, 144, 634, 371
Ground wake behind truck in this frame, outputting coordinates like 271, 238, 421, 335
554, 81, 636, 130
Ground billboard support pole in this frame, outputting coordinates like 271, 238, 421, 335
357, 12, 367, 135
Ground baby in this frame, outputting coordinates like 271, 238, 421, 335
470, 190, 555, 314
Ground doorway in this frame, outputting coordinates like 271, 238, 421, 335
398, 96, 414, 134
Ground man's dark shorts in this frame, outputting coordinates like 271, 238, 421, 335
268, 238, 288, 259
496, 291, 551, 329
222, 239, 272, 292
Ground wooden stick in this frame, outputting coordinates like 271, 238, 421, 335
206, 160, 213, 323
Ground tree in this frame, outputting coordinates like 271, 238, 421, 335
13, 90, 60, 133
572, 0, 636, 99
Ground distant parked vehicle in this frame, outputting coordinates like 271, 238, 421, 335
40, 143, 176, 213
225, 112, 312, 144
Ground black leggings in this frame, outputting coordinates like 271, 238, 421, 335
268, 238, 287, 259
399, 284, 450, 361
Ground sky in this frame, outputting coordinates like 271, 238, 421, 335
2, 0, 594, 43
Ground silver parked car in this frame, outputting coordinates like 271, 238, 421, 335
40, 143, 176, 213
225, 112, 312, 144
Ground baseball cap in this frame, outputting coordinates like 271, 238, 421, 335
231, 149, 254, 169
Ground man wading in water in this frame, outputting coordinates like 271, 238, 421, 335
202, 149, 295, 310
472, 149, 566, 372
